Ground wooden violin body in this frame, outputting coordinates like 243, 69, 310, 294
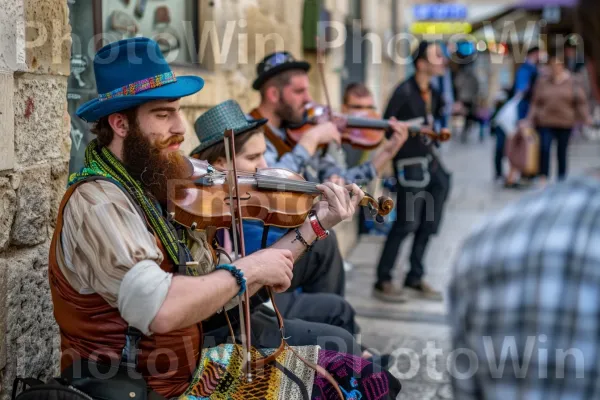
168, 158, 394, 231
285, 103, 452, 150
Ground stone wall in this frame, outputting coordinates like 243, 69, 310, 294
0, 0, 402, 397
0, 0, 71, 397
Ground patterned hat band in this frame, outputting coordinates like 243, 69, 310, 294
98, 71, 177, 101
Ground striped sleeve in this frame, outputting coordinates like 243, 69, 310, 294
59, 180, 164, 307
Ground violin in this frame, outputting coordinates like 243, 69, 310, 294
285, 102, 452, 150
167, 157, 394, 232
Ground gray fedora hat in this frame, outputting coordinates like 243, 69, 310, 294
190, 100, 268, 156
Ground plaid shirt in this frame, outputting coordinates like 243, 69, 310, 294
448, 175, 600, 400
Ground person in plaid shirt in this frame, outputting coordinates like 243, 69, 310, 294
448, 1, 600, 396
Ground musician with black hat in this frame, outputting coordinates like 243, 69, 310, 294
248, 51, 408, 186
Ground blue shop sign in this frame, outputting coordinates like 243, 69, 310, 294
413, 4, 468, 21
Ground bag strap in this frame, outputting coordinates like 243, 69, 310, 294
12, 377, 45, 399
219, 226, 344, 399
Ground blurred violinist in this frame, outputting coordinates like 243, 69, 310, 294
373, 41, 451, 303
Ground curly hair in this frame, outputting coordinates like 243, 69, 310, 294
90, 107, 139, 147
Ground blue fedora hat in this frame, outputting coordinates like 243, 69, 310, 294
76, 37, 204, 122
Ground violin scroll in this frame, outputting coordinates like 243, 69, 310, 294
408, 126, 452, 142
359, 194, 394, 223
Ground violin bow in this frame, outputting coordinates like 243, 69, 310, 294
316, 35, 335, 157
316, 35, 333, 120
223, 129, 253, 382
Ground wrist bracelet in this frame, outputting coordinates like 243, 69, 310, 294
216, 264, 247, 297
293, 228, 313, 252
308, 211, 329, 240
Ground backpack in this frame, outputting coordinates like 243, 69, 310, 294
11, 328, 167, 400
12, 377, 94, 400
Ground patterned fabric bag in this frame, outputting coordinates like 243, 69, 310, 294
179, 344, 402, 400
177, 289, 401, 400
179, 344, 320, 400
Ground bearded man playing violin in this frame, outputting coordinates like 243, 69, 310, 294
48, 38, 382, 399
248, 51, 409, 186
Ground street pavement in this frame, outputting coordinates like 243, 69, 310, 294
344, 133, 600, 399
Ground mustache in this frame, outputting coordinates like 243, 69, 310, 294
154, 135, 184, 150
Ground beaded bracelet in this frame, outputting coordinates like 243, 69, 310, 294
293, 228, 313, 252
216, 264, 247, 297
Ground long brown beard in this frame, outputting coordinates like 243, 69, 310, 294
122, 123, 190, 206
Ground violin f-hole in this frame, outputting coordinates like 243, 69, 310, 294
223, 192, 252, 205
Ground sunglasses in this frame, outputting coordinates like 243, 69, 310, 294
262, 53, 296, 72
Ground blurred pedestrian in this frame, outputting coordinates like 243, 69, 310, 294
490, 89, 511, 181
523, 46, 591, 184
430, 43, 454, 131
514, 46, 541, 120
454, 63, 480, 143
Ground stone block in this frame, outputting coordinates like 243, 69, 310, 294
0, 72, 15, 172
11, 167, 51, 247
246, 7, 297, 63
0, 0, 26, 72
0, 178, 17, 252
0, 244, 60, 396
24, 0, 71, 75
49, 161, 69, 232
14, 74, 70, 167
0, 256, 7, 374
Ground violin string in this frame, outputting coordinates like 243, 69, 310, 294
211, 170, 322, 190
207, 169, 378, 199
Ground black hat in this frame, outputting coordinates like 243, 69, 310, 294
252, 51, 311, 90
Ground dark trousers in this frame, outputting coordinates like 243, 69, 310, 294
375, 217, 431, 287
494, 126, 506, 178
274, 291, 359, 336
289, 229, 345, 296
203, 303, 361, 356
375, 159, 450, 288
539, 127, 572, 180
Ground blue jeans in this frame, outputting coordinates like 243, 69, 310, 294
539, 127, 572, 180
494, 126, 506, 178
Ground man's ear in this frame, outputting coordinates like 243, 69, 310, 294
265, 85, 280, 104
108, 113, 130, 139
212, 157, 227, 171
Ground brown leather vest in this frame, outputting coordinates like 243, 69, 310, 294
249, 108, 293, 157
48, 181, 202, 398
